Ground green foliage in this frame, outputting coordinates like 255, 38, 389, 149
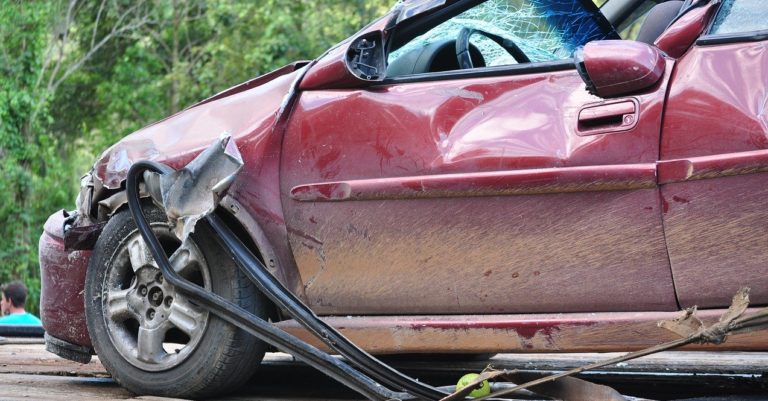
0, 0, 392, 316
0, 1, 58, 315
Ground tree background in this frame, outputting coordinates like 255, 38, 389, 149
0, 0, 391, 315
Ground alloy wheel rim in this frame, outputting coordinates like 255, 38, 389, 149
103, 225, 211, 372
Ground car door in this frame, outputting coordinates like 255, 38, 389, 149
280, 0, 678, 315
659, 0, 768, 309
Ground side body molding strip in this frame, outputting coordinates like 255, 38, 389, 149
658, 149, 768, 184
290, 163, 658, 202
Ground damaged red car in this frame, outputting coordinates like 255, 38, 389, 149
39, 0, 768, 398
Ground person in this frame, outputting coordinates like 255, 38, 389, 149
0, 281, 42, 325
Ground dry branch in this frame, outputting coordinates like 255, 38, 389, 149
440, 288, 768, 401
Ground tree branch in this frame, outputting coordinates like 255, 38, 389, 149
89, 0, 108, 50
51, 1, 152, 92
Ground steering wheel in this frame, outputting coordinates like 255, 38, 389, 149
455, 27, 530, 69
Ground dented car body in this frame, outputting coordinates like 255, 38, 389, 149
40, 0, 768, 384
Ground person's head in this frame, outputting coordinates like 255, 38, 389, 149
1, 281, 28, 315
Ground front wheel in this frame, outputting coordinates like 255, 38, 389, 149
85, 206, 268, 398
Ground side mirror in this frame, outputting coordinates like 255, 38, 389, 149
299, 31, 386, 90
574, 40, 665, 98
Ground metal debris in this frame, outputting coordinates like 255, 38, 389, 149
144, 133, 243, 241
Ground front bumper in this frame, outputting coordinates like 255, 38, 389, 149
39, 210, 93, 350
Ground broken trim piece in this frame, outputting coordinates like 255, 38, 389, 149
658, 148, 768, 184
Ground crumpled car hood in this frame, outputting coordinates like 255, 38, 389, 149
94, 62, 307, 189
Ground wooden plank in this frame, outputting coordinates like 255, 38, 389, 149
0, 343, 107, 377
3, 342, 767, 377
0, 337, 45, 345
0, 342, 766, 400
0, 373, 133, 401
0, 371, 356, 401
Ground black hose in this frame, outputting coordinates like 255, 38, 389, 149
207, 213, 447, 400
126, 160, 401, 401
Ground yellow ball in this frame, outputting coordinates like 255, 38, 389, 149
456, 373, 491, 398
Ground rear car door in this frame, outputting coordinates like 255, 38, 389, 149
659, 0, 768, 308
281, 0, 678, 315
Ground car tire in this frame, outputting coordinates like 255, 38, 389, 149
85, 205, 268, 398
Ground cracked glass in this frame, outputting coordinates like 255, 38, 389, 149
389, 0, 617, 67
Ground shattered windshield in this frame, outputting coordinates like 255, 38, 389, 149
389, 0, 617, 65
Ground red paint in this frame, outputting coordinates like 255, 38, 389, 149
661, 44, 768, 160
581, 40, 666, 97
282, 61, 676, 314
660, 38, 768, 309
671, 195, 689, 204
39, 211, 92, 347
298, 45, 360, 90
38, 1, 768, 354
94, 68, 302, 189
655, 2, 719, 58
299, 16, 392, 91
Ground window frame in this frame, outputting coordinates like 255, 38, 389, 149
381, 0, 616, 84
697, 0, 768, 46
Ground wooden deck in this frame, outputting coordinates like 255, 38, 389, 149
1, 336, 766, 400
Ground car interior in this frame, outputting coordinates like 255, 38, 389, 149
385, 0, 688, 77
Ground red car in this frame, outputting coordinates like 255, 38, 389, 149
39, 0, 767, 398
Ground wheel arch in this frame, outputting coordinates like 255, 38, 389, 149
91, 190, 290, 323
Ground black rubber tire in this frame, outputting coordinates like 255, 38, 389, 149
85, 205, 268, 398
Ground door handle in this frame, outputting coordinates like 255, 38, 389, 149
577, 99, 639, 136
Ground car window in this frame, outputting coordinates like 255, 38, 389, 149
388, 0, 618, 72
615, 0, 656, 40
710, 0, 768, 35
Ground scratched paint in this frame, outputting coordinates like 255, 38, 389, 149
661, 173, 768, 308
286, 188, 675, 314
275, 310, 768, 354
41, 67, 308, 346
39, 211, 92, 347
282, 59, 676, 315
94, 70, 300, 189
660, 40, 768, 309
